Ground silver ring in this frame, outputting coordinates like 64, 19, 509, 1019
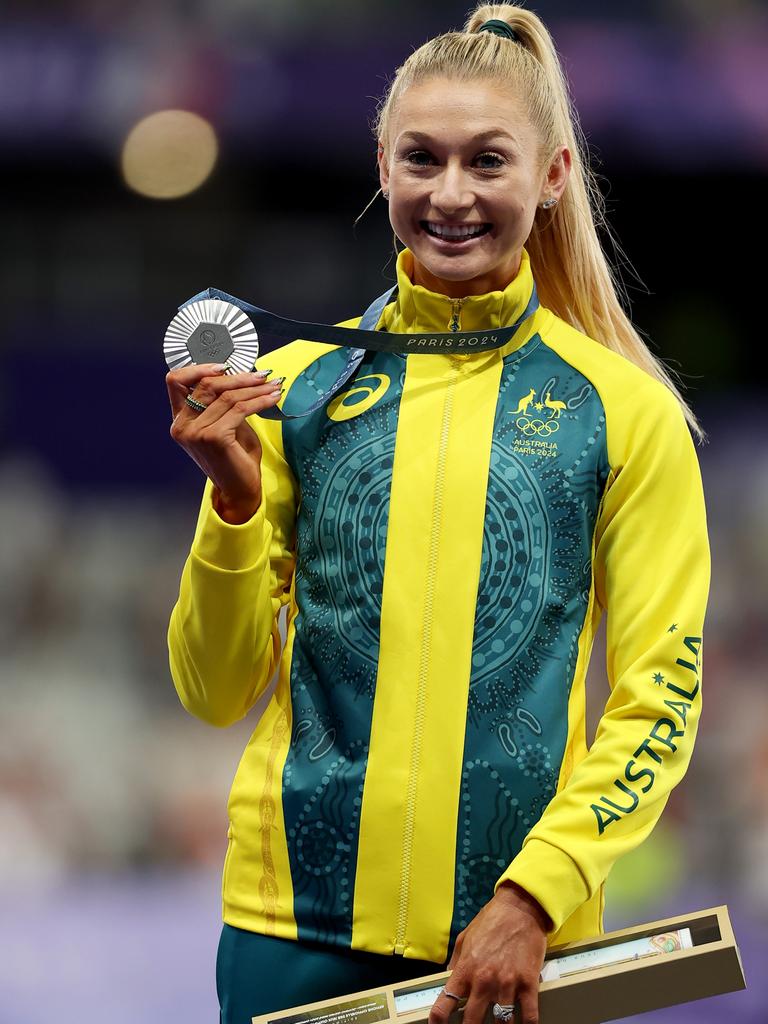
492, 1004, 516, 1021
185, 394, 208, 413
441, 988, 463, 1002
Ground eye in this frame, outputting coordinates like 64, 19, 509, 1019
402, 150, 505, 170
476, 151, 504, 168
404, 151, 432, 166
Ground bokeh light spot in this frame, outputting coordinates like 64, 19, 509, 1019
121, 110, 218, 199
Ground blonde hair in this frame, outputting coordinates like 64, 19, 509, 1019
368, 1, 705, 441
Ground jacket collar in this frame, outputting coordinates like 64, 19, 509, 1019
391, 246, 537, 335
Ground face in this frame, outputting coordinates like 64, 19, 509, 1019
378, 77, 570, 298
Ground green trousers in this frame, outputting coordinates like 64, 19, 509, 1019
217, 924, 449, 1024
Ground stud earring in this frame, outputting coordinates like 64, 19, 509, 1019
540, 197, 557, 209
382, 190, 389, 200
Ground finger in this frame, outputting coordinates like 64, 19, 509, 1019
170, 387, 281, 452
515, 982, 539, 1024
428, 974, 468, 1024
166, 362, 228, 417
494, 981, 519, 1020
428, 990, 467, 1024
189, 389, 283, 438
458, 988, 491, 1024
174, 380, 279, 436
190, 381, 283, 428
191, 369, 276, 405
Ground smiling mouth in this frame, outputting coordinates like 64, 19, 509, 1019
420, 221, 492, 242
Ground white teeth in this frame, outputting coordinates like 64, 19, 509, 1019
427, 222, 487, 239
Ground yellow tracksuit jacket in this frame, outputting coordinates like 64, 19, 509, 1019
168, 245, 710, 962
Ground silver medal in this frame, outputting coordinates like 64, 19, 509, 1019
164, 298, 259, 374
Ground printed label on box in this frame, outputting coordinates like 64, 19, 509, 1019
266, 992, 390, 1024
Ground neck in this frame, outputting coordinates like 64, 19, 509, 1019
411, 251, 523, 298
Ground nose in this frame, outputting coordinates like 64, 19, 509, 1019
430, 159, 475, 215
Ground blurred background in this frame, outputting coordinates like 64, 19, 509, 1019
1, 0, 767, 1020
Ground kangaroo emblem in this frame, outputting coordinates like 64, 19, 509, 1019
510, 385, 566, 445
543, 392, 567, 418
514, 387, 536, 416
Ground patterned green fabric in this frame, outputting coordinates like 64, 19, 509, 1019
279, 336, 609, 949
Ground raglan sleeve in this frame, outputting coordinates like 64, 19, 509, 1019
494, 381, 711, 934
167, 395, 298, 728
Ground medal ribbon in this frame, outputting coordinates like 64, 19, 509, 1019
179, 282, 539, 420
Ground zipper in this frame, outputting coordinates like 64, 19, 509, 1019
449, 298, 465, 333
393, 360, 460, 955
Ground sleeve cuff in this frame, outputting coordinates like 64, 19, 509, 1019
191, 491, 272, 572
494, 837, 591, 935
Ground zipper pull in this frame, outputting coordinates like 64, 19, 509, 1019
449, 298, 465, 333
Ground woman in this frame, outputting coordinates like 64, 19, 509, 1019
166, 4, 710, 1024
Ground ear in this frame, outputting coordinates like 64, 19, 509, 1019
540, 145, 571, 204
377, 140, 390, 194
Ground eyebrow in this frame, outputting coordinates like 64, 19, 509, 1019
398, 129, 517, 145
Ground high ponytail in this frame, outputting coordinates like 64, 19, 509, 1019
372, 1, 705, 441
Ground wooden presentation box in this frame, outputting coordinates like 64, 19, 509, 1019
252, 905, 745, 1024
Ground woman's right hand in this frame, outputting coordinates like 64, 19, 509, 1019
167, 362, 284, 524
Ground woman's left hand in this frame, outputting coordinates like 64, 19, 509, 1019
429, 882, 552, 1024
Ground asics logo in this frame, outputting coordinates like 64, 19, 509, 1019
326, 374, 391, 421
